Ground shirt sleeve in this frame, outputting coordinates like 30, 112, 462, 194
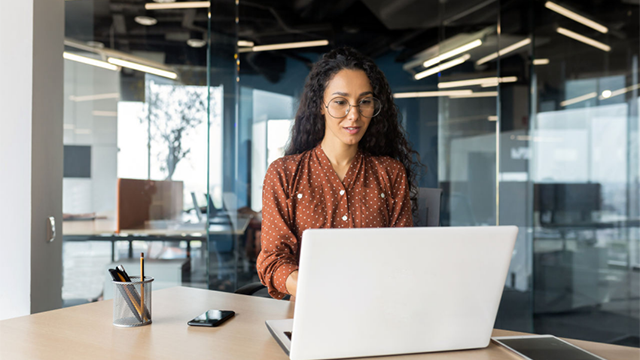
256, 159, 300, 299
389, 163, 413, 227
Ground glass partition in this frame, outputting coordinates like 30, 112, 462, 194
62, 0, 216, 304
530, 0, 639, 345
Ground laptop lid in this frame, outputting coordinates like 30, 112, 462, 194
289, 226, 518, 360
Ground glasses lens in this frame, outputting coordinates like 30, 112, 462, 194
358, 97, 381, 118
327, 97, 350, 118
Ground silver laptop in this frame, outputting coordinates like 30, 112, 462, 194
266, 226, 518, 360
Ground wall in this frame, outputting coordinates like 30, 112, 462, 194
0, 0, 64, 320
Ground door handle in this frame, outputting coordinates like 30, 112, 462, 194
47, 216, 56, 243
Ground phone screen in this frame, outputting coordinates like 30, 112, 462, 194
188, 310, 235, 327
496, 337, 604, 360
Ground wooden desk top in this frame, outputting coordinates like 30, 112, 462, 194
0, 287, 637, 360
63, 216, 252, 237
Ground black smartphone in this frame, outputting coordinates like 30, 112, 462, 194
187, 310, 235, 327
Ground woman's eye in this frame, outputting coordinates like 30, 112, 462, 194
333, 100, 346, 106
360, 99, 372, 105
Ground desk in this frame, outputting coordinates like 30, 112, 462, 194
63, 216, 252, 261
0, 287, 637, 360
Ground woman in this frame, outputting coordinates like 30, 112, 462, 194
256, 47, 421, 299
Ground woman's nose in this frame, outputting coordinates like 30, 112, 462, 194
345, 103, 360, 121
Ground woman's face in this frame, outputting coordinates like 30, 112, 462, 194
321, 69, 374, 147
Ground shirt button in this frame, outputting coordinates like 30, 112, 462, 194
381, 193, 386, 199
339, 190, 345, 196
342, 215, 347, 221
297, 194, 303, 199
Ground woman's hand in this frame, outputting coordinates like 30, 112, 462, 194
286, 270, 299, 297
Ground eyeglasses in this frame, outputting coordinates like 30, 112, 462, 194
323, 96, 382, 119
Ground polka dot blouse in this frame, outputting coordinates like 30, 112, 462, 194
256, 144, 413, 299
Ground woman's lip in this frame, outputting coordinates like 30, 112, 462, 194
343, 126, 361, 134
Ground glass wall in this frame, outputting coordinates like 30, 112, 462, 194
61, 0, 638, 346
62, 0, 223, 304
530, 1, 639, 345
225, 0, 639, 346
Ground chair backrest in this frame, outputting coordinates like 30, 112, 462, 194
414, 188, 442, 227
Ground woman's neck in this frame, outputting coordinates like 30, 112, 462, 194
320, 136, 358, 167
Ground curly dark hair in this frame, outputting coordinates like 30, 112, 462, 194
285, 46, 422, 216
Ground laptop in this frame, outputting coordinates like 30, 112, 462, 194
266, 226, 518, 360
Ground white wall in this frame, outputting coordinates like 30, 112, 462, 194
0, 0, 64, 320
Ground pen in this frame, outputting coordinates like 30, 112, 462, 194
140, 252, 145, 322
108, 269, 143, 322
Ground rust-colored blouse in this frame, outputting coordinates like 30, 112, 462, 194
256, 145, 413, 299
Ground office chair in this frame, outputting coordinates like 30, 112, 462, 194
235, 188, 443, 298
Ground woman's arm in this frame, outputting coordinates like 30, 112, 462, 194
256, 159, 300, 299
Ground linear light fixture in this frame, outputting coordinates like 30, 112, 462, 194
249, 40, 329, 52
449, 91, 498, 98
393, 90, 473, 98
476, 38, 531, 65
92, 110, 118, 117
557, 27, 610, 52
422, 39, 482, 69
488, 115, 498, 121
69, 93, 120, 102
438, 76, 517, 88
107, 58, 178, 79
237, 40, 254, 47
145, 1, 209, 10
415, 54, 470, 80
560, 92, 597, 107
598, 84, 640, 100
545, 1, 608, 34
63, 52, 118, 71
533, 58, 550, 65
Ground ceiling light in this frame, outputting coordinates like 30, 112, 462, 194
63, 52, 118, 71
69, 93, 120, 102
476, 38, 531, 65
145, 1, 209, 10
135, 16, 158, 26
560, 92, 597, 107
237, 40, 254, 47
449, 92, 498, 98
249, 40, 329, 52
601, 90, 612, 98
422, 39, 482, 68
557, 27, 610, 52
393, 90, 473, 98
533, 58, 550, 65
107, 58, 177, 79
415, 54, 470, 80
488, 116, 498, 121
187, 39, 206, 48
545, 1, 608, 34
598, 84, 640, 100
438, 76, 517, 88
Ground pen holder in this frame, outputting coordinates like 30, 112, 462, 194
112, 276, 153, 327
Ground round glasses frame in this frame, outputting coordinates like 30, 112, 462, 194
323, 96, 382, 119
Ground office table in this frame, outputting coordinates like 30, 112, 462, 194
0, 287, 637, 360
63, 216, 252, 261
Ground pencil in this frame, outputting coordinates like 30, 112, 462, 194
140, 252, 145, 322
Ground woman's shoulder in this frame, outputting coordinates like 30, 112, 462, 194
266, 150, 311, 176
365, 154, 405, 174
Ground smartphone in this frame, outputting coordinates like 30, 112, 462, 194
492, 335, 607, 360
187, 310, 235, 327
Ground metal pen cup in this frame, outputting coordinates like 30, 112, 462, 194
112, 276, 153, 327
